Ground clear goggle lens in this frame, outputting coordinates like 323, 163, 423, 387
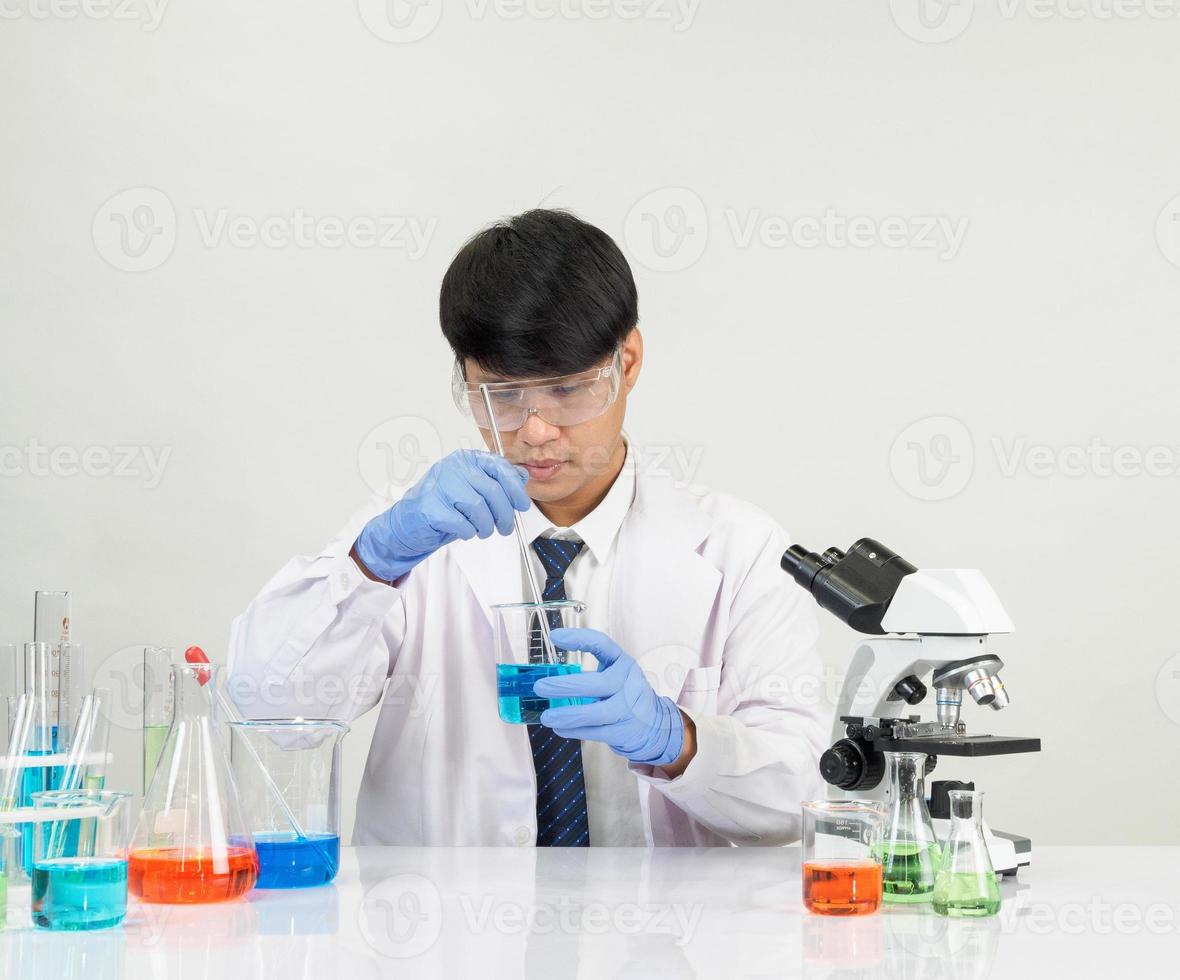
452, 351, 621, 432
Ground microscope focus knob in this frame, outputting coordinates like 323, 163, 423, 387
820, 739, 885, 791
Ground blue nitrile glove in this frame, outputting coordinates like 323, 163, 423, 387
534, 628, 686, 767
354, 449, 531, 582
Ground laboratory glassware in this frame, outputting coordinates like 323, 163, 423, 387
31, 789, 131, 931
876, 751, 940, 903
142, 646, 175, 793
801, 800, 885, 915
1, 644, 18, 748
492, 599, 593, 725
478, 383, 560, 664
229, 719, 348, 888
932, 790, 1002, 917
55, 642, 85, 752
19, 642, 57, 874
128, 663, 259, 903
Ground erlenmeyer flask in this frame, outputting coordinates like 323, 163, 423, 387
875, 751, 940, 903
932, 790, 1001, 917
128, 663, 258, 903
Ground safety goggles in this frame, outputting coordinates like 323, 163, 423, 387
451, 349, 622, 432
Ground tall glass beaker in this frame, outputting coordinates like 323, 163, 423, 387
932, 790, 1001, 917
876, 751, 940, 904
492, 599, 593, 725
229, 720, 348, 888
128, 663, 258, 903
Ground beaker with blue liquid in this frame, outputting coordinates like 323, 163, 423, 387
492, 599, 595, 725
31, 789, 131, 931
228, 719, 348, 889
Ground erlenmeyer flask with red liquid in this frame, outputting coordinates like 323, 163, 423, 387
128, 662, 259, 903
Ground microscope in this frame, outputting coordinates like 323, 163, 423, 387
781, 538, 1041, 875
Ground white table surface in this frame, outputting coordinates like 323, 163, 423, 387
3, 846, 1178, 979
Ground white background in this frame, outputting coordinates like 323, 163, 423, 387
2, 0, 1178, 846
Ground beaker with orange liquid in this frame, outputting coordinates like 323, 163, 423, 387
128, 663, 258, 903
801, 800, 886, 915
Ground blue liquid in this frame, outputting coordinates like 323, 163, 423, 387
497, 663, 593, 725
254, 833, 340, 889
32, 858, 128, 931
19, 749, 55, 874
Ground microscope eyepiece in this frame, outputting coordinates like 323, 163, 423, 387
780, 538, 918, 634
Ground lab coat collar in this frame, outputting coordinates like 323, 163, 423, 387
517, 432, 636, 563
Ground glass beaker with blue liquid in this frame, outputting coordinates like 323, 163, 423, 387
493, 600, 595, 725
228, 719, 348, 889
31, 789, 131, 931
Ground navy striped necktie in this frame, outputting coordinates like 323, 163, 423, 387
528, 535, 590, 847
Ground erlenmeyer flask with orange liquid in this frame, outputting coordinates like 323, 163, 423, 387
128, 662, 259, 903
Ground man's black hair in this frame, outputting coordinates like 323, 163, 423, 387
440, 209, 638, 379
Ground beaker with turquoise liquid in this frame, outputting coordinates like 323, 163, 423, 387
492, 599, 594, 725
31, 789, 131, 931
229, 719, 348, 888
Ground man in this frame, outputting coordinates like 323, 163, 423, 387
228, 209, 825, 847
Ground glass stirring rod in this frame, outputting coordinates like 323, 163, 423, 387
478, 384, 562, 664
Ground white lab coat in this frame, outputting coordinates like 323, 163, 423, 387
227, 466, 827, 846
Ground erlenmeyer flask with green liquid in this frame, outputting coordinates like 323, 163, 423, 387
875, 751, 940, 903
932, 790, 1001, 917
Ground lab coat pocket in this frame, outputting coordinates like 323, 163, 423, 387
677, 663, 722, 714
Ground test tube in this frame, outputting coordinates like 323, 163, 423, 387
20, 642, 55, 873
0, 643, 18, 749
142, 647, 174, 793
